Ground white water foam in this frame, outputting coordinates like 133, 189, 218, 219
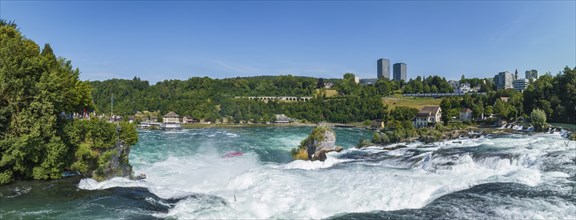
281, 154, 350, 170
492, 196, 576, 220
80, 132, 576, 219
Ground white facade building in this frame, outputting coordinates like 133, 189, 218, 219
414, 106, 442, 128
162, 111, 181, 129
513, 79, 530, 92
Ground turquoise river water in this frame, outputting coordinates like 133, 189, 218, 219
1, 126, 575, 219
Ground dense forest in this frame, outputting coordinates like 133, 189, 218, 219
0, 21, 137, 184
402, 75, 454, 93
91, 73, 395, 123
523, 67, 576, 123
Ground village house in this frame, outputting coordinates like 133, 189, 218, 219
414, 106, 442, 128
371, 119, 384, 130
163, 111, 180, 124
181, 115, 191, 124
275, 114, 292, 124
162, 111, 181, 129
499, 97, 510, 103
181, 115, 199, 124
460, 108, 473, 121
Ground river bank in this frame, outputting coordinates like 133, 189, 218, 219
361, 122, 575, 150
180, 122, 317, 129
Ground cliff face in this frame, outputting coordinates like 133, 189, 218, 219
92, 140, 133, 181
292, 124, 343, 161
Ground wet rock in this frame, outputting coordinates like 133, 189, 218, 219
383, 144, 407, 150
292, 123, 343, 162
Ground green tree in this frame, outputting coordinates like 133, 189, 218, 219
338, 73, 359, 95
471, 100, 484, 119
0, 21, 137, 184
316, 78, 325, 89
530, 108, 547, 131
494, 99, 510, 120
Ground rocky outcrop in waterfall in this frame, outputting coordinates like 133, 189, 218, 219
92, 140, 133, 181
291, 123, 343, 161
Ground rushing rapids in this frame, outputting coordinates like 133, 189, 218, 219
1, 127, 574, 219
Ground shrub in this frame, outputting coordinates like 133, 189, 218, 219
530, 108, 548, 132
119, 121, 138, 146
0, 170, 13, 185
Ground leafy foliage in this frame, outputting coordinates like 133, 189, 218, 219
523, 67, 576, 124
403, 75, 454, 94
91, 74, 390, 124
0, 22, 137, 184
530, 108, 547, 132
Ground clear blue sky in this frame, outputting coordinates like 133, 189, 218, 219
1, 1, 575, 83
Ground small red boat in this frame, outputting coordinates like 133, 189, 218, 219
223, 151, 244, 158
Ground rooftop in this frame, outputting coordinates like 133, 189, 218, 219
417, 106, 441, 117
164, 111, 179, 118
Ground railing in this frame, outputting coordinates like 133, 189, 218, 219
402, 92, 487, 98
235, 96, 313, 101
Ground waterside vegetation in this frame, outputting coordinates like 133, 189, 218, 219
0, 21, 138, 184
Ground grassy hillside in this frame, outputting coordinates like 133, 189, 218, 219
314, 89, 339, 97
383, 94, 443, 110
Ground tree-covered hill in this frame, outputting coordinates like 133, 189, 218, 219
89, 73, 399, 123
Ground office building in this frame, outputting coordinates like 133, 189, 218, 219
393, 63, 407, 81
525, 70, 538, 80
377, 58, 390, 80
360, 78, 378, 85
494, 71, 514, 90
513, 79, 530, 92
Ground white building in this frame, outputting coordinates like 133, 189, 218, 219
162, 111, 181, 129
460, 108, 473, 121
448, 80, 460, 91
513, 79, 530, 92
275, 114, 292, 124
459, 83, 471, 93
414, 106, 442, 128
